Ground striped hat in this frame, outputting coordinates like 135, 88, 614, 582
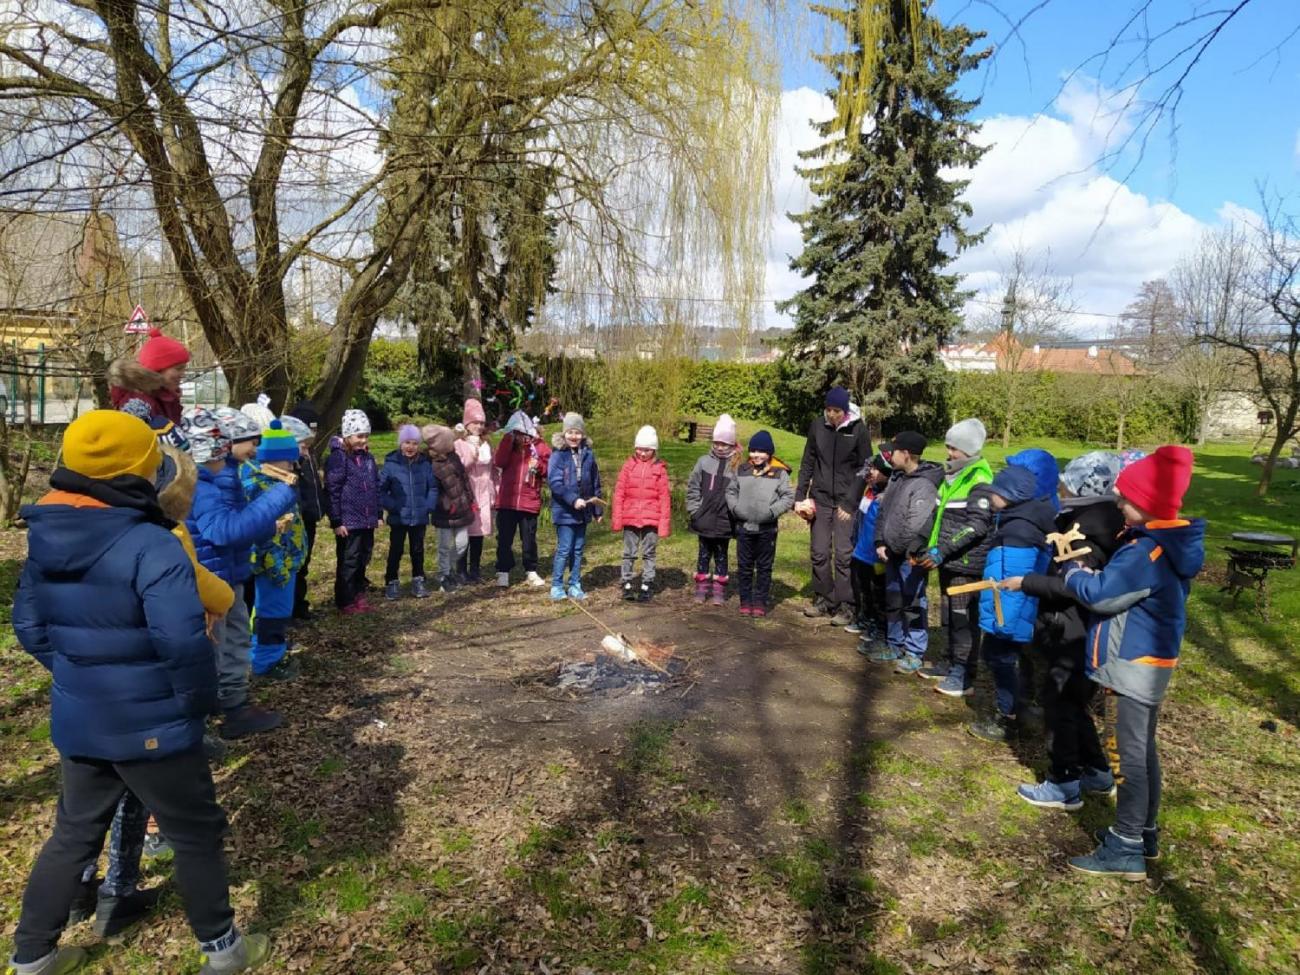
256, 419, 299, 463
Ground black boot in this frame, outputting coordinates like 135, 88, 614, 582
67, 875, 99, 925
92, 887, 162, 939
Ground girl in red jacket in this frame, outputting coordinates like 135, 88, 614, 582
612, 425, 672, 601
493, 410, 551, 588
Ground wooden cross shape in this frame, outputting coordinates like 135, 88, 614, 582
945, 579, 1005, 628
257, 464, 298, 487
1046, 523, 1093, 564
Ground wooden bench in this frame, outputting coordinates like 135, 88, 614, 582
681, 420, 715, 443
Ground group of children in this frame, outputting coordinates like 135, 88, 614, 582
844, 417, 1205, 880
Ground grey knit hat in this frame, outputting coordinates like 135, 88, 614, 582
945, 418, 987, 457
562, 412, 586, 434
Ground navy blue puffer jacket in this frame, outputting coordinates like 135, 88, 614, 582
188, 457, 295, 586
13, 498, 217, 761
380, 450, 439, 526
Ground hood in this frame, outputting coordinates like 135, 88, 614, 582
990, 465, 1038, 503
1135, 518, 1207, 580
107, 357, 167, 394
1007, 448, 1061, 511
902, 460, 945, 486
1000, 496, 1058, 539
21, 502, 150, 577
551, 433, 592, 451
157, 443, 198, 522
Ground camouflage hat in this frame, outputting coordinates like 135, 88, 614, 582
181, 407, 232, 464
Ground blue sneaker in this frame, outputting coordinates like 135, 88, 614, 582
1070, 828, 1147, 881
861, 641, 900, 662
1095, 826, 1159, 861
934, 673, 974, 697
1080, 766, 1117, 797
1017, 779, 1083, 811
894, 654, 923, 675
567, 584, 587, 601
551, 586, 566, 601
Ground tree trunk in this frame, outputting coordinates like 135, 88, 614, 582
1115, 411, 1126, 451
1002, 415, 1011, 448
1257, 406, 1298, 496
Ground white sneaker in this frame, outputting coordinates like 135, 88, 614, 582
525, 571, 546, 588
496, 572, 510, 588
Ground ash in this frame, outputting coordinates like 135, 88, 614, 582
547, 655, 685, 695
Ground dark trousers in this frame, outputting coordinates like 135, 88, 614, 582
939, 570, 981, 684
293, 519, 318, 617
457, 535, 485, 577
496, 509, 539, 573
241, 577, 255, 616
334, 529, 374, 608
695, 537, 730, 578
1107, 691, 1162, 840
737, 529, 777, 607
385, 524, 427, 582
982, 634, 1025, 717
810, 508, 854, 608
1042, 643, 1108, 780
14, 750, 233, 963
850, 557, 885, 624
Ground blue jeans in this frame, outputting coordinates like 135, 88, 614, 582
552, 523, 587, 588
250, 572, 295, 675
982, 634, 1025, 717
885, 556, 928, 658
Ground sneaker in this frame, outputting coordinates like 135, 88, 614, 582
862, 643, 901, 663
384, 580, 400, 601
219, 704, 282, 740
254, 656, 300, 683
525, 571, 547, 588
1070, 829, 1147, 881
496, 572, 510, 588
622, 582, 637, 601
1094, 826, 1160, 861
412, 577, 430, 599
637, 585, 652, 602
967, 713, 1018, 743
439, 576, 459, 594
567, 584, 587, 601
1017, 779, 1083, 812
843, 620, 864, 634
693, 574, 711, 603
803, 599, 830, 618
550, 585, 566, 601
143, 832, 172, 858
751, 605, 767, 618
67, 875, 99, 925
934, 674, 974, 698
917, 664, 948, 681
894, 654, 924, 675
740, 602, 753, 617
92, 887, 162, 939
7, 947, 88, 975
466, 571, 482, 584
339, 601, 363, 616
1080, 766, 1117, 798
198, 932, 271, 974
353, 595, 373, 613
828, 608, 855, 627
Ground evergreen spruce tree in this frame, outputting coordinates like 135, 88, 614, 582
778, 1, 990, 429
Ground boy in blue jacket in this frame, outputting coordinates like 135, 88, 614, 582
380, 424, 438, 599
1059, 446, 1203, 880
183, 407, 296, 740
9, 411, 268, 975
548, 412, 602, 601
967, 461, 1056, 744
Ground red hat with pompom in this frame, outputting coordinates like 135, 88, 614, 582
137, 328, 190, 372
1114, 445, 1193, 520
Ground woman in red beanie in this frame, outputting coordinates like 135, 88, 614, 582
109, 328, 190, 425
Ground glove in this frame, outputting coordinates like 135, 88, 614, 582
927, 546, 943, 566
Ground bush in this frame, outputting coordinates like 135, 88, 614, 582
679, 361, 784, 426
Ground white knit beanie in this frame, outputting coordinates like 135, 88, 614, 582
945, 418, 987, 457
341, 409, 371, 437
562, 412, 586, 434
634, 425, 659, 450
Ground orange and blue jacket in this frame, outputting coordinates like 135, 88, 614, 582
1064, 518, 1206, 705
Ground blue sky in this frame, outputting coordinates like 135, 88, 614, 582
765, 1, 1300, 332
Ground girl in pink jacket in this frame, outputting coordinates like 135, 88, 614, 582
612, 425, 672, 601
454, 398, 496, 582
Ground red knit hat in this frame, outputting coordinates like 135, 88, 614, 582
137, 328, 190, 372
1114, 445, 1193, 520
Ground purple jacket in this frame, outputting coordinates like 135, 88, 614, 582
324, 445, 380, 530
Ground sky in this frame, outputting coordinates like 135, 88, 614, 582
764, 0, 1300, 336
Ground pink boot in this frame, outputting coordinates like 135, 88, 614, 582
710, 575, 728, 606
693, 573, 711, 604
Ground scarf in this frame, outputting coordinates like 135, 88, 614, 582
49, 467, 173, 528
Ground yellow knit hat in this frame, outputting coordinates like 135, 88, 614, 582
62, 410, 163, 481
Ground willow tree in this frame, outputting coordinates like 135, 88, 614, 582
779, 0, 988, 428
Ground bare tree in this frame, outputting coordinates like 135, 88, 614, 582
1115, 279, 1180, 367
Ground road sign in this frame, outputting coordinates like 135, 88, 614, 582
124, 304, 151, 334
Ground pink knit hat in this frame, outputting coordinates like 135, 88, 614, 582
462, 398, 486, 426
713, 414, 737, 446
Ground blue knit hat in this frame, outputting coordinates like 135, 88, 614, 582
749, 430, 775, 455
256, 419, 299, 463
989, 465, 1038, 504
825, 386, 850, 411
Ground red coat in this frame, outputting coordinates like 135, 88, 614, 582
612, 455, 671, 536
493, 434, 550, 515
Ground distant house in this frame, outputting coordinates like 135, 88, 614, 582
940, 337, 1141, 376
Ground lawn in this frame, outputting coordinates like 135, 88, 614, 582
1, 421, 1297, 974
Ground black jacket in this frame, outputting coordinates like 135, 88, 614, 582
296, 453, 326, 524
795, 416, 873, 514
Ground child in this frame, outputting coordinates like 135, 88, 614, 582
185, 407, 293, 740
284, 402, 324, 620
685, 413, 738, 605
11, 410, 269, 975
1011, 451, 1127, 811
966, 460, 1056, 744
380, 424, 438, 599
493, 410, 550, 588
455, 398, 496, 583
915, 419, 996, 696
1059, 447, 1202, 879
868, 432, 942, 671
324, 409, 381, 614
725, 430, 794, 617
424, 424, 475, 592
612, 425, 672, 601
213, 406, 267, 614
848, 452, 890, 640
242, 420, 307, 681
547, 412, 601, 601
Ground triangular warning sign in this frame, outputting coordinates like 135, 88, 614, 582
124, 304, 151, 334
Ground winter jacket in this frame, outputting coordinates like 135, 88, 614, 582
324, 446, 381, 530
454, 436, 496, 536
107, 358, 183, 425
157, 446, 234, 617
494, 433, 550, 514
873, 462, 943, 557
14, 493, 216, 761
686, 452, 736, 538
189, 458, 296, 586
725, 458, 795, 533
927, 457, 995, 577
380, 450, 438, 527
548, 436, 602, 527
1064, 518, 1206, 705
242, 464, 307, 587
296, 452, 326, 525
612, 455, 672, 536
980, 497, 1057, 642
795, 415, 872, 514
852, 491, 882, 564
430, 452, 475, 529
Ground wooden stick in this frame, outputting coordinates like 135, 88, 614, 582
945, 579, 1004, 627
257, 463, 298, 486
565, 596, 667, 673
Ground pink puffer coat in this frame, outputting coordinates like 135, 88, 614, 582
611, 455, 671, 536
